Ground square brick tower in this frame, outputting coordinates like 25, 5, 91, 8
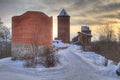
57, 9, 70, 43
12, 11, 53, 59
80, 26, 92, 46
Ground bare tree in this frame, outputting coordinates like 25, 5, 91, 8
98, 23, 116, 42
24, 26, 39, 67
117, 27, 120, 43
32, 31, 39, 64
24, 25, 59, 68
91, 23, 120, 63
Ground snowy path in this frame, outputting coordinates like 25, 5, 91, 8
0, 47, 119, 80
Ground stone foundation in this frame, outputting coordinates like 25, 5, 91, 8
12, 43, 53, 60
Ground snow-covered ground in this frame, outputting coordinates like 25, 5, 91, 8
0, 43, 120, 80
53, 40, 69, 47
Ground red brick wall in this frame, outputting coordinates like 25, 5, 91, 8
72, 36, 79, 43
57, 16, 70, 43
81, 31, 91, 45
12, 11, 52, 46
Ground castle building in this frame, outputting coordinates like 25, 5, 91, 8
12, 11, 52, 59
56, 9, 70, 43
80, 26, 92, 46
72, 26, 92, 50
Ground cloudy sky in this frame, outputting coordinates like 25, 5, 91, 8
0, 0, 120, 40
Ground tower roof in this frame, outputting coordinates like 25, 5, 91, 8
58, 9, 69, 16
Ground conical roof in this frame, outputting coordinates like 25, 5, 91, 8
58, 9, 69, 16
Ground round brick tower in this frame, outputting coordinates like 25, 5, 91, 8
57, 9, 70, 43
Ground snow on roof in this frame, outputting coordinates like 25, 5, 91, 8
58, 9, 69, 16
81, 26, 90, 31
79, 32, 92, 37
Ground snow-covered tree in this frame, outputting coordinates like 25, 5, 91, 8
0, 19, 10, 42
0, 18, 11, 57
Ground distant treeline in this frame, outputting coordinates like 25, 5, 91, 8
91, 23, 120, 63
0, 41, 11, 58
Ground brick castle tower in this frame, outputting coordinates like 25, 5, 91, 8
12, 11, 52, 59
57, 9, 70, 43
80, 26, 92, 46
72, 26, 92, 50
